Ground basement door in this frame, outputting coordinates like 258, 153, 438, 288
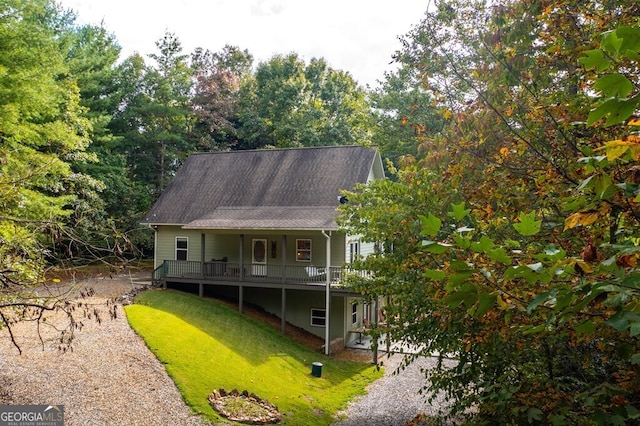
252, 238, 267, 276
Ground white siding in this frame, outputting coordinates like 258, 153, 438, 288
367, 150, 385, 182
344, 234, 376, 263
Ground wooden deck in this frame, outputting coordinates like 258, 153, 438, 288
153, 260, 354, 291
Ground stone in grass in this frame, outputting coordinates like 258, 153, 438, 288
208, 388, 281, 425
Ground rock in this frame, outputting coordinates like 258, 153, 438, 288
117, 286, 148, 305
208, 388, 282, 425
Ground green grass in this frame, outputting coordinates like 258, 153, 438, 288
125, 289, 382, 425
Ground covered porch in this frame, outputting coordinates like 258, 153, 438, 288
151, 226, 369, 355
152, 259, 344, 287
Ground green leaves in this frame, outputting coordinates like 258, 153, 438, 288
582, 26, 640, 127
471, 235, 495, 252
513, 211, 541, 236
606, 311, 640, 337
419, 213, 442, 237
587, 96, 640, 127
579, 49, 610, 72
444, 282, 497, 318
593, 74, 635, 98
238, 53, 372, 149
603, 26, 640, 59
342, 12, 640, 423
448, 201, 471, 221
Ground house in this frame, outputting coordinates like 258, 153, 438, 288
142, 145, 385, 354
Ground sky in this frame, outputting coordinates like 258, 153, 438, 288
58, 0, 429, 88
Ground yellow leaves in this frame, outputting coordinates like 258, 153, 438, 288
596, 135, 640, 161
496, 294, 513, 310
564, 211, 600, 231
572, 259, 594, 274
504, 105, 513, 117
485, 204, 494, 217
438, 108, 452, 120
499, 147, 510, 157
629, 117, 640, 126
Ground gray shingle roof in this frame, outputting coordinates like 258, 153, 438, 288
142, 146, 381, 230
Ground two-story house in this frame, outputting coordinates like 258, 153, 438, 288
142, 145, 384, 354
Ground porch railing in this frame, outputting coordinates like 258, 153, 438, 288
154, 260, 367, 285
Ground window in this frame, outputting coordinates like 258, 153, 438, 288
296, 239, 312, 262
176, 237, 188, 261
349, 241, 360, 263
310, 308, 326, 327
351, 303, 358, 325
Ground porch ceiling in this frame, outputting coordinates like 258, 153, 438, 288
182, 206, 339, 230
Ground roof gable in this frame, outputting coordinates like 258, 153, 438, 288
143, 146, 382, 230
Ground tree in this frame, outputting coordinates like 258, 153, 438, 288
369, 61, 445, 172
191, 45, 253, 151
0, 0, 111, 352
237, 54, 373, 149
113, 32, 194, 197
60, 22, 141, 261
340, 1, 640, 424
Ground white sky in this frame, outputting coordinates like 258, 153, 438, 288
58, 0, 429, 88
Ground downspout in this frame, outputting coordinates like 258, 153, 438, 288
321, 230, 331, 355
153, 226, 158, 269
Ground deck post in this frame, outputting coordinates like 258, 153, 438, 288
281, 235, 287, 282
239, 285, 244, 314
239, 234, 244, 280
372, 298, 379, 365
281, 288, 286, 334
199, 283, 203, 298
200, 233, 205, 278
162, 260, 167, 289
322, 230, 331, 355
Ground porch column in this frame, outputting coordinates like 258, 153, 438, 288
322, 230, 331, 355
239, 285, 244, 314
281, 288, 286, 334
281, 235, 287, 281
200, 233, 206, 278
239, 234, 244, 280
372, 298, 379, 365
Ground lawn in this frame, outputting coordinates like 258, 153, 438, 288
125, 289, 382, 425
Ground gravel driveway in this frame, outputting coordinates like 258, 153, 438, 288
0, 272, 208, 426
334, 353, 455, 426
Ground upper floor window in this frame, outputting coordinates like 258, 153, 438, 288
176, 237, 188, 261
296, 239, 311, 262
349, 241, 360, 263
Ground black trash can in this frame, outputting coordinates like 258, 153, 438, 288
311, 362, 323, 378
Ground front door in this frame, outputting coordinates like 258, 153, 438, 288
252, 238, 267, 276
